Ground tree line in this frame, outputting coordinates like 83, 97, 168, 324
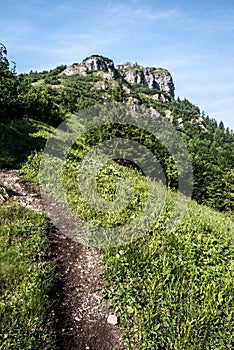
0, 43, 233, 212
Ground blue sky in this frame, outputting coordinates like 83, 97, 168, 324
1, 0, 234, 129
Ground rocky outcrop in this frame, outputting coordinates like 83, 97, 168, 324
62, 55, 120, 80
62, 55, 175, 97
152, 68, 175, 97
116, 62, 174, 97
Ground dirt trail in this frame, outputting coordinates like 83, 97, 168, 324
0, 170, 124, 350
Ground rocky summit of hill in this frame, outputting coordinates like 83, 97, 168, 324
61, 55, 175, 98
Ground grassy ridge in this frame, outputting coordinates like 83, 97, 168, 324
18, 127, 234, 349
2, 117, 233, 349
65, 159, 233, 349
0, 203, 56, 350
61, 148, 233, 348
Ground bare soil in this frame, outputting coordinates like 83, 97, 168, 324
0, 170, 124, 350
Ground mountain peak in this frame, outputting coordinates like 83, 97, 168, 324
62, 55, 175, 97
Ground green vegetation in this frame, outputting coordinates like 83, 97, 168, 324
103, 197, 234, 349
0, 43, 233, 349
38, 123, 233, 348
1, 42, 233, 212
0, 118, 53, 168
0, 203, 57, 350
121, 63, 142, 72
40, 135, 233, 348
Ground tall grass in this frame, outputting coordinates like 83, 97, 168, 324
60, 154, 234, 349
0, 203, 57, 350
102, 199, 233, 349
19, 126, 234, 349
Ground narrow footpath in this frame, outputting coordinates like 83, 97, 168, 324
0, 170, 124, 350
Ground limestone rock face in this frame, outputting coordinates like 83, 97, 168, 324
116, 62, 174, 97
62, 55, 119, 80
153, 68, 175, 97
62, 55, 175, 97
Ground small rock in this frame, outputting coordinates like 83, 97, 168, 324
107, 314, 118, 325
0, 186, 9, 202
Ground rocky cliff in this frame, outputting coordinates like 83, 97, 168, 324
62, 55, 119, 80
62, 55, 175, 97
116, 62, 174, 97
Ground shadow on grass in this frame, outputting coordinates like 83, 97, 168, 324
0, 118, 52, 169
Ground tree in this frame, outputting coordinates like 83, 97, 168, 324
111, 80, 124, 102
0, 43, 21, 119
0, 43, 11, 73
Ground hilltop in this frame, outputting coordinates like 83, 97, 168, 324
62, 54, 175, 97
0, 45, 233, 350
1, 48, 233, 212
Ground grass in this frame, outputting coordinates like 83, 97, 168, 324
0, 118, 53, 169
40, 136, 233, 349
19, 151, 42, 183
4, 118, 234, 349
62, 144, 233, 348
0, 203, 57, 350
20, 125, 234, 350
102, 200, 234, 349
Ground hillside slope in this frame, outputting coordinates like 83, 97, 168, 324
0, 45, 233, 349
1, 48, 233, 212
